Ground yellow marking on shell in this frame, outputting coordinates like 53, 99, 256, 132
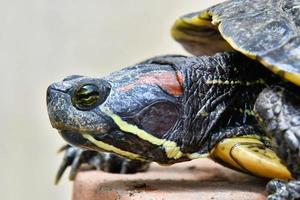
216, 17, 300, 87
171, 11, 233, 54
211, 14, 220, 26
259, 59, 300, 87
171, 11, 213, 41
211, 135, 292, 180
186, 11, 213, 26
101, 107, 207, 160
206, 79, 265, 86
82, 134, 144, 161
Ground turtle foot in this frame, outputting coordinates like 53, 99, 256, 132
55, 145, 150, 184
255, 86, 300, 177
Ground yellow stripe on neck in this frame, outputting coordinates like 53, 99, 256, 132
101, 107, 206, 160
83, 134, 144, 161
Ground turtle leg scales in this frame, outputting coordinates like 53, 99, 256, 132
267, 179, 300, 200
255, 85, 300, 200
55, 145, 150, 184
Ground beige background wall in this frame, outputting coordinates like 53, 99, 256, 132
0, 1, 224, 199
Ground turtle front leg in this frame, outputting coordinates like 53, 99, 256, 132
266, 179, 300, 200
55, 145, 150, 184
255, 85, 300, 200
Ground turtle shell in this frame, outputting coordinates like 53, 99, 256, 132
172, 0, 300, 86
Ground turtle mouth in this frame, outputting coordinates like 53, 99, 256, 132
59, 130, 101, 151
59, 129, 150, 161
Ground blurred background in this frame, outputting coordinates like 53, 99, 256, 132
0, 0, 224, 199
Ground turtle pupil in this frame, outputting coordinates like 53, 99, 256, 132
73, 84, 101, 109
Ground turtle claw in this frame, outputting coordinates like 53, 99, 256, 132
68, 148, 84, 181
55, 145, 150, 184
57, 144, 69, 153
55, 145, 80, 184
55, 161, 67, 185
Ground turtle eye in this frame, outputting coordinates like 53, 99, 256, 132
72, 84, 109, 110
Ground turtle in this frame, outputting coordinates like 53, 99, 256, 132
46, 0, 300, 199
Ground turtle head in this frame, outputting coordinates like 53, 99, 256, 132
47, 60, 194, 164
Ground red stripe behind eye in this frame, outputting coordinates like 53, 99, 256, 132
119, 71, 184, 97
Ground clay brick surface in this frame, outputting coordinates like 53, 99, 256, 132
72, 159, 267, 200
